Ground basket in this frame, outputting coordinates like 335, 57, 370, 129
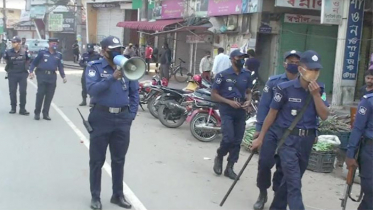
318, 131, 351, 150
307, 150, 336, 173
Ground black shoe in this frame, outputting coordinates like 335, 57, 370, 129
19, 109, 30, 116
224, 162, 238, 180
253, 191, 268, 210
110, 195, 132, 209
34, 114, 40, 120
9, 108, 16, 114
43, 115, 51, 120
79, 100, 87, 106
90, 198, 102, 210
213, 156, 223, 175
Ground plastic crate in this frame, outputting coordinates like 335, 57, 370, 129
307, 150, 336, 173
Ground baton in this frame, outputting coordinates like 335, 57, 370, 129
220, 152, 255, 206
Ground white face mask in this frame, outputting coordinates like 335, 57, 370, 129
299, 67, 320, 82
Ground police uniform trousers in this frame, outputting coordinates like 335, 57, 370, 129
257, 125, 284, 192
8, 72, 28, 109
35, 71, 57, 116
269, 133, 315, 210
358, 138, 373, 210
81, 71, 87, 99
217, 104, 246, 163
88, 106, 132, 199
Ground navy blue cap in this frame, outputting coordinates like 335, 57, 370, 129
230, 49, 248, 58
300, 50, 323, 69
87, 43, 95, 49
100, 36, 123, 49
284, 50, 301, 61
11, 36, 21, 43
48, 38, 59, 43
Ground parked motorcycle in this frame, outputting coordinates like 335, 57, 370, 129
139, 72, 168, 112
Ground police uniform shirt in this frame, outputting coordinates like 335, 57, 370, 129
29, 50, 65, 78
270, 77, 329, 129
347, 93, 373, 158
4, 48, 30, 73
85, 59, 139, 116
256, 73, 290, 131
79, 52, 101, 68
212, 67, 252, 100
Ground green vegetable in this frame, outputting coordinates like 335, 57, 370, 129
313, 141, 334, 152
242, 127, 256, 149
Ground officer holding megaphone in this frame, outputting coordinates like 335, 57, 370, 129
85, 35, 143, 210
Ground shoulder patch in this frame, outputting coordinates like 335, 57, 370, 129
363, 93, 373, 99
358, 106, 367, 115
88, 69, 96, 77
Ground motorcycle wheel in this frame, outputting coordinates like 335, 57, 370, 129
157, 104, 186, 128
147, 95, 159, 119
190, 113, 218, 142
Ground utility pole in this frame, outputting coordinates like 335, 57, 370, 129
2, 0, 7, 38
139, 0, 148, 53
76, 0, 82, 52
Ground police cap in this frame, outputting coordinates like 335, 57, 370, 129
230, 49, 248, 59
87, 43, 95, 49
300, 50, 323, 70
100, 36, 123, 49
11, 36, 21, 43
48, 38, 59, 43
283, 50, 301, 61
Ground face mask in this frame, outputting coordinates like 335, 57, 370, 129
299, 67, 320, 82
51, 44, 57, 50
107, 50, 121, 60
286, 63, 299, 74
235, 59, 245, 69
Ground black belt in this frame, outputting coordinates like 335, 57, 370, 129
227, 97, 245, 103
290, 128, 316, 137
94, 104, 129, 114
37, 69, 56, 75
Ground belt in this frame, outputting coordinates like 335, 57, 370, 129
94, 104, 129, 114
290, 128, 316, 137
37, 69, 56, 75
363, 137, 373, 145
227, 97, 245, 103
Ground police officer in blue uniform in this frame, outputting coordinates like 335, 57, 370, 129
29, 38, 66, 121
212, 49, 252, 180
346, 93, 373, 210
86, 35, 139, 210
251, 50, 329, 210
253, 50, 301, 210
79, 43, 101, 106
4, 36, 31, 115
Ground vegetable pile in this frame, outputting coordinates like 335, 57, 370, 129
242, 127, 256, 150
313, 142, 334, 152
318, 115, 350, 134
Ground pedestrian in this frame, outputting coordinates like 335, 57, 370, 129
123, 43, 135, 59
29, 38, 67, 121
346, 93, 373, 210
72, 40, 80, 63
160, 43, 172, 80
78, 43, 101, 106
152, 46, 159, 68
85, 35, 139, 210
199, 51, 213, 82
134, 44, 140, 57
4, 36, 31, 115
251, 50, 329, 210
21, 37, 28, 50
245, 49, 261, 81
0, 38, 7, 64
145, 43, 153, 74
212, 47, 231, 77
252, 50, 301, 210
358, 69, 373, 98
212, 49, 252, 180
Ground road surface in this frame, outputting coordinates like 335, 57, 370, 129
0, 65, 359, 210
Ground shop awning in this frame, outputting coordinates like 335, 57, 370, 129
116, 19, 183, 31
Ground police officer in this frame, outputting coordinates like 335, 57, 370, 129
29, 38, 67, 121
86, 35, 139, 210
251, 50, 329, 210
253, 50, 301, 210
79, 43, 101, 106
212, 49, 252, 180
4, 36, 31, 115
346, 93, 373, 210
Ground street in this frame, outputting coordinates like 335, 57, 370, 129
0, 65, 360, 210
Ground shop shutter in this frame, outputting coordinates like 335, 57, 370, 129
97, 8, 124, 43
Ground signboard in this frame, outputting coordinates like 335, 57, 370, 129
194, 0, 209, 17
20, 10, 31, 22
259, 25, 272, 33
208, 0, 242, 16
48, 12, 75, 33
341, 0, 365, 85
275, 0, 322, 10
284, 13, 320, 24
148, 1, 162, 20
242, 0, 261, 13
92, 3, 120, 8
30, 5, 46, 19
186, 34, 212, 44
321, 0, 343, 25
161, 0, 184, 19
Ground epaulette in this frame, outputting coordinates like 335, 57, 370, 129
87, 60, 101, 67
277, 80, 293, 90
268, 74, 281, 81
363, 93, 373, 99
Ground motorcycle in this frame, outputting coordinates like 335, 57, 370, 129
139, 71, 168, 111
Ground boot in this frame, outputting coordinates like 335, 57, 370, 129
253, 190, 268, 210
9, 107, 16, 114
213, 155, 223, 175
79, 98, 87, 106
90, 198, 102, 210
19, 108, 30, 116
224, 162, 238, 180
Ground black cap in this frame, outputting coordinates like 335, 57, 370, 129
100, 36, 123, 49
284, 50, 301, 61
11, 36, 21, 43
230, 49, 248, 59
300, 50, 323, 69
48, 38, 59, 43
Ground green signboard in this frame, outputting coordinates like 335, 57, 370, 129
132, 0, 155, 9
48, 13, 63, 32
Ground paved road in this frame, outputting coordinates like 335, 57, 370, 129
0, 65, 360, 210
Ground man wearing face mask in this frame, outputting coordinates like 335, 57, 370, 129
4, 36, 31, 115
79, 43, 101, 106
29, 38, 67, 121
252, 50, 301, 210
251, 50, 329, 210
212, 49, 252, 180
85, 36, 139, 210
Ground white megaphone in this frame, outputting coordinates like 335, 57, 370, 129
113, 55, 146, 81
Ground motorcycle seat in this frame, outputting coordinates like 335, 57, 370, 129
195, 100, 218, 109
161, 87, 191, 95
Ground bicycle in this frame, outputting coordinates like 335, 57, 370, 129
169, 58, 190, 83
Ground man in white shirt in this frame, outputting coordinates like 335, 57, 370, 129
199, 51, 213, 81
212, 47, 231, 77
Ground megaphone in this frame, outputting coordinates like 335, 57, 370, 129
113, 55, 146, 81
